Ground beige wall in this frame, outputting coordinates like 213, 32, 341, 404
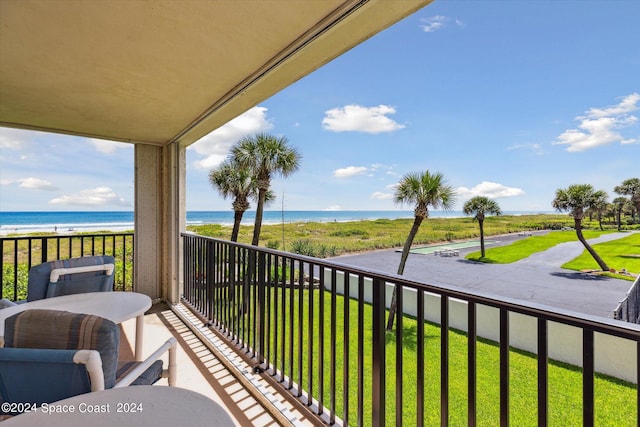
134, 143, 185, 303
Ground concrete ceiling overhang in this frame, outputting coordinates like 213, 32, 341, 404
0, 0, 432, 147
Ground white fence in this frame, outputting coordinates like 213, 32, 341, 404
614, 274, 640, 323
325, 270, 637, 384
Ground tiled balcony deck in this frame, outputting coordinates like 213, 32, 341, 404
119, 302, 317, 427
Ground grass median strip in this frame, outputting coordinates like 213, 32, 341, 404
563, 233, 640, 277
465, 230, 610, 264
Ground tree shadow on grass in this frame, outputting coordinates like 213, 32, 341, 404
384, 323, 439, 351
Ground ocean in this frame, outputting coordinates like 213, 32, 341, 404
0, 210, 546, 235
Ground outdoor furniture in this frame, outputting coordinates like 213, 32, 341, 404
0, 309, 176, 416
1, 386, 233, 427
438, 248, 459, 257
0, 299, 16, 309
0, 291, 151, 360
26, 255, 116, 302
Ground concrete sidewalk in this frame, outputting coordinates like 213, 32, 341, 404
330, 231, 638, 319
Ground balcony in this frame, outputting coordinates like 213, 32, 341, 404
181, 234, 640, 426
9, 1, 614, 424
123, 303, 315, 426
2, 232, 639, 426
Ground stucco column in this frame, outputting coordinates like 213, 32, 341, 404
134, 142, 185, 303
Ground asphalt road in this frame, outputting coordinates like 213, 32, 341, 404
329, 231, 638, 319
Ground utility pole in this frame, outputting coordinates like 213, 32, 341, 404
281, 191, 286, 251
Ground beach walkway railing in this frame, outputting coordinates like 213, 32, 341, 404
181, 233, 640, 426
1, 232, 134, 301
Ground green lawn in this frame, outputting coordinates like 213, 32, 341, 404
465, 230, 640, 281
465, 230, 610, 264
257, 287, 637, 426
563, 232, 640, 276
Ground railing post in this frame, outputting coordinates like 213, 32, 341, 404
372, 277, 385, 426
468, 301, 477, 427
256, 251, 266, 370
583, 329, 594, 427
500, 309, 509, 427
537, 317, 548, 427
441, 295, 449, 427
42, 237, 49, 263
206, 239, 215, 322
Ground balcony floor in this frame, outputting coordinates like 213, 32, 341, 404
119, 302, 317, 427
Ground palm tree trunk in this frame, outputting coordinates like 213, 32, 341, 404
231, 210, 244, 242
574, 218, 609, 271
252, 189, 266, 246
479, 219, 486, 257
386, 217, 422, 331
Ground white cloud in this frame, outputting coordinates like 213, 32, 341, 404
322, 104, 405, 134
333, 166, 368, 178
419, 15, 465, 33
507, 143, 544, 155
371, 191, 393, 200
0, 179, 14, 185
457, 181, 525, 199
584, 92, 640, 118
190, 107, 273, 169
0, 128, 28, 150
19, 177, 58, 191
553, 93, 640, 152
49, 186, 129, 207
324, 205, 342, 211
420, 15, 448, 33
89, 138, 127, 154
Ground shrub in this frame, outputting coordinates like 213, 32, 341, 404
266, 240, 280, 250
329, 229, 369, 238
289, 239, 337, 258
289, 239, 315, 256
2, 264, 28, 301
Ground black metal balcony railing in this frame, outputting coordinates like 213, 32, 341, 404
182, 233, 640, 427
1, 233, 135, 301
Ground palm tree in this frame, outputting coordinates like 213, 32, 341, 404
590, 191, 608, 231
463, 196, 501, 258
386, 171, 456, 331
614, 178, 640, 221
209, 159, 257, 242
552, 184, 609, 271
231, 133, 301, 246
612, 197, 628, 231
624, 198, 637, 222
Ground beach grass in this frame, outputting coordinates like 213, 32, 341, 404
188, 214, 580, 255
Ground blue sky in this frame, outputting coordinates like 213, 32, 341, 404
1, 0, 638, 213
